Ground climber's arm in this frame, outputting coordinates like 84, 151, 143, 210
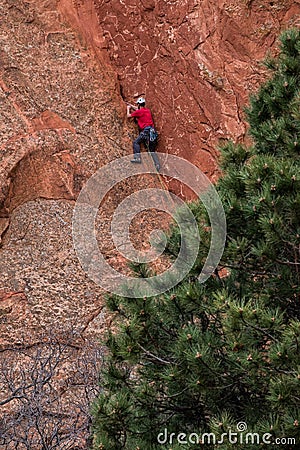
127, 104, 138, 118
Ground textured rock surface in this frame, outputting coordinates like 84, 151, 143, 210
0, 0, 166, 347
0, 0, 111, 345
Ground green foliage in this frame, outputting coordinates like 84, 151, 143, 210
92, 29, 300, 449
246, 28, 300, 157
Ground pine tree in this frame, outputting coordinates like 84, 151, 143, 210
92, 29, 300, 450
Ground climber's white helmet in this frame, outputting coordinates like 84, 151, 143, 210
136, 97, 146, 105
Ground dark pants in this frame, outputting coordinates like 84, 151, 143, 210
133, 128, 160, 169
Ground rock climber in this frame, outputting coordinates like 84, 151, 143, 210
127, 97, 160, 171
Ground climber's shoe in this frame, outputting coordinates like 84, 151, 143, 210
131, 157, 141, 163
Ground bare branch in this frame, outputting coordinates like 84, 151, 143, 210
0, 328, 103, 449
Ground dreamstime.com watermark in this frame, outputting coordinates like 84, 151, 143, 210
72, 153, 226, 297
157, 422, 297, 446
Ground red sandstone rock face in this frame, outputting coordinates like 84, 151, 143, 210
0, 0, 168, 348
88, 0, 299, 182
0, 0, 126, 345
0, 291, 32, 346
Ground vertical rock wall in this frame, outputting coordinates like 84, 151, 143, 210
0, 0, 130, 344
0, 0, 168, 345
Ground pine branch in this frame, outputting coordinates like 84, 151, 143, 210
240, 316, 279, 343
137, 344, 172, 365
275, 259, 300, 266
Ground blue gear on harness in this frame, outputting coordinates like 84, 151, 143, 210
144, 126, 158, 143
149, 127, 158, 142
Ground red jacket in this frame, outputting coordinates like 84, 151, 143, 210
131, 107, 154, 130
